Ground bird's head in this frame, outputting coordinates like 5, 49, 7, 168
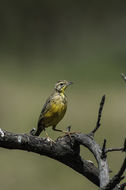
55, 80, 73, 93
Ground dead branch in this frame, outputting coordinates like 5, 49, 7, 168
101, 157, 126, 190
91, 95, 105, 135
0, 95, 125, 190
0, 129, 100, 186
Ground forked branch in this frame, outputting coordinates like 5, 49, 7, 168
0, 95, 125, 190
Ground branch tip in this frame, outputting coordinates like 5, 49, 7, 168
105, 138, 126, 154
121, 73, 126, 82
90, 95, 106, 135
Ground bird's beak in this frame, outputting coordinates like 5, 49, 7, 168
67, 81, 73, 86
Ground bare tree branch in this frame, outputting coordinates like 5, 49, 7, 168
105, 138, 126, 154
0, 94, 125, 190
105, 147, 124, 154
0, 129, 100, 186
91, 95, 105, 135
0, 128, 112, 188
101, 157, 126, 190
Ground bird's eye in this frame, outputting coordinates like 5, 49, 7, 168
60, 83, 64, 86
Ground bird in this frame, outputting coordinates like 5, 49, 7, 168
33, 80, 73, 141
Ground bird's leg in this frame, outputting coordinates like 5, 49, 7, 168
44, 128, 55, 145
52, 126, 72, 139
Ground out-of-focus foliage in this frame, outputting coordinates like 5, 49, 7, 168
0, 1, 126, 190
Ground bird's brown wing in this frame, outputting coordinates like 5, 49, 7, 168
38, 93, 54, 125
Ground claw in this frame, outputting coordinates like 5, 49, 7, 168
63, 131, 72, 140
47, 137, 56, 146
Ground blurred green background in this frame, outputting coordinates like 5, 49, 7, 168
0, 0, 126, 189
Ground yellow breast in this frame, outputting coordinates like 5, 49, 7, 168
44, 101, 67, 117
44, 94, 67, 127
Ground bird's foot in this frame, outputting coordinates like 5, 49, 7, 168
63, 130, 73, 140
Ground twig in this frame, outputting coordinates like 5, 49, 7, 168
120, 182, 126, 190
101, 139, 107, 159
121, 73, 126, 82
123, 138, 126, 152
105, 147, 124, 154
91, 95, 106, 135
105, 138, 126, 154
